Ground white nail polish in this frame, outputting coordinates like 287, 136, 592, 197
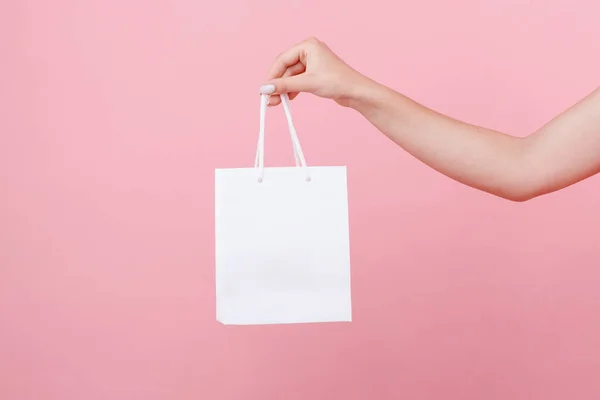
259, 84, 275, 94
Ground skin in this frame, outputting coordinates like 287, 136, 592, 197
260, 37, 600, 202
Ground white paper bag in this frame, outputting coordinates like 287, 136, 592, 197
215, 94, 352, 325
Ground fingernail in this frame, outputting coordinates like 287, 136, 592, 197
259, 84, 275, 94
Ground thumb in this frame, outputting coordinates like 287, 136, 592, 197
260, 74, 317, 95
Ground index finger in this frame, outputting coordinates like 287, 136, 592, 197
266, 40, 312, 80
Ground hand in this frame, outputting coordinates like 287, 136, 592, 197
260, 37, 371, 107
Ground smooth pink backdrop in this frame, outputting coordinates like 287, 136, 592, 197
2, 1, 600, 399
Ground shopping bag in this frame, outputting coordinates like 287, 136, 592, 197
214, 94, 352, 325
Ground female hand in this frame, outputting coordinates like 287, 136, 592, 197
260, 37, 372, 107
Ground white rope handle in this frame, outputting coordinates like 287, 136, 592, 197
254, 94, 304, 171
254, 93, 311, 183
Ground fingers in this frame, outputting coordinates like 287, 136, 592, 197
263, 74, 312, 106
282, 62, 306, 78
261, 37, 321, 106
266, 46, 306, 81
263, 74, 313, 105
271, 74, 316, 95
267, 62, 305, 106
267, 91, 300, 106
268, 96, 282, 106
266, 37, 318, 80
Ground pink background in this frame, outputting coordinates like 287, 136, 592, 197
2, 1, 600, 399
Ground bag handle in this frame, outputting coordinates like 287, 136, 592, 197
254, 93, 311, 183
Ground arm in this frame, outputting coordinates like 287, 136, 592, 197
261, 37, 600, 201
351, 82, 600, 201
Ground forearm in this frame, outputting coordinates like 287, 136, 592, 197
349, 80, 532, 200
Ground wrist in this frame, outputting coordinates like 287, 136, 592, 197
347, 77, 391, 115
